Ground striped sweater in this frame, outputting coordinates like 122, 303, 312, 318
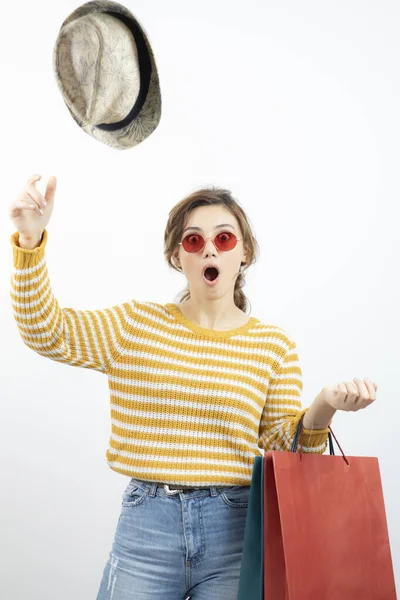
10, 229, 329, 487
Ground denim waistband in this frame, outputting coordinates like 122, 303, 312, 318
129, 477, 229, 493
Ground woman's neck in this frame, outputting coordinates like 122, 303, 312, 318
176, 301, 248, 330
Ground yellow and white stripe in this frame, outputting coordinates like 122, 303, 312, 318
10, 229, 329, 486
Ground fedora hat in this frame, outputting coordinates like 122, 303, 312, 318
53, 0, 161, 150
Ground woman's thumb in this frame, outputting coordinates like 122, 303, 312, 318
45, 175, 57, 202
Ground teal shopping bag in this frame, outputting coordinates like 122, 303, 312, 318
237, 456, 264, 600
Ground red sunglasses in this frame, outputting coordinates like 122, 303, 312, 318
179, 231, 241, 253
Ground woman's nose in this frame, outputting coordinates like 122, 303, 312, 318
202, 237, 217, 254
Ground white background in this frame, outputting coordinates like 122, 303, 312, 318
1, 0, 399, 597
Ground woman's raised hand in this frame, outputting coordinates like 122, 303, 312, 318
9, 174, 57, 245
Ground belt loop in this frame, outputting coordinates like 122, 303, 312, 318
149, 482, 157, 497
210, 486, 218, 497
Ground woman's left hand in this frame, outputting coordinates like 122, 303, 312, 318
318, 377, 378, 412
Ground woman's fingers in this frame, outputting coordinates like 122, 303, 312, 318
342, 378, 376, 411
24, 174, 47, 209
25, 188, 46, 210
44, 175, 57, 203
26, 174, 41, 186
19, 195, 43, 216
11, 198, 42, 217
24, 174, 55, 208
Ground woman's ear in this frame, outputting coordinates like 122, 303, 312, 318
172, 254, 181, 269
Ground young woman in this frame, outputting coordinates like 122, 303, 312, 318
9, 174, 377, 600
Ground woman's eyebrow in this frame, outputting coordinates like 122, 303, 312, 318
183, 224, 235, 234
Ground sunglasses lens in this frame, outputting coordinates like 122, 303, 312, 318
215, 232, 237, 250
182, 234, 204, 252
181, 232, 238, 252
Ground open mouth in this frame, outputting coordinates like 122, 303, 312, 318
203, 267, 219, 282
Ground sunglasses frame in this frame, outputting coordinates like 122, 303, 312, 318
178, 231, 242, 253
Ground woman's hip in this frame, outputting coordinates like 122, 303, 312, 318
96, 478, 250, 599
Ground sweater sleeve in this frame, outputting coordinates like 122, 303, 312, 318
257, 334, 329, 454
9, 229, 133, 374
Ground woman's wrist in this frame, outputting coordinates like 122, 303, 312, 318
303, 394, 337, 430
18, 231, 43, 249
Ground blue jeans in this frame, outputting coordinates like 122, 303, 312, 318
96, 477, 250, 600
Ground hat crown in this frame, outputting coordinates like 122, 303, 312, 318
56, 13, 140, 126
53, 1, 162, 150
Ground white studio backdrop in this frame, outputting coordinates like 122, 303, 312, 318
1, 0, 399, 598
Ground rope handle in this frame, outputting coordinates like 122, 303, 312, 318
290, 414, 350, 465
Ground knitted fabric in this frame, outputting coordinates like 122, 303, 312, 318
10, 230, 329, 486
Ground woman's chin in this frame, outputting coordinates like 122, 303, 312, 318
202, 274, 220, 287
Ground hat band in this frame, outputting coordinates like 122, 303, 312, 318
95, 10, 152, 132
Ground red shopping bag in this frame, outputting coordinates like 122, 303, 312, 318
263, 416, 397, 599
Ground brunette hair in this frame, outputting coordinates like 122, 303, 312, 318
164, 186, 259, 313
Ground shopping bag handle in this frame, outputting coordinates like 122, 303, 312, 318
290, 414, 350, 465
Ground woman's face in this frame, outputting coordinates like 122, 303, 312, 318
173, 205, 249, 300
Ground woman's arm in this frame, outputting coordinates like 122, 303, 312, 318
258, 337, 330, 454
10, 229, 134, 374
